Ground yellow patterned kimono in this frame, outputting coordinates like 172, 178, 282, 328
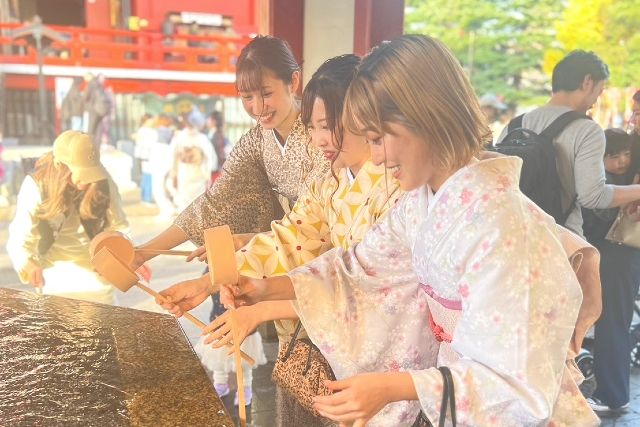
236, 160, 402, 339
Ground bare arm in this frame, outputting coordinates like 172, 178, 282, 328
133, 224, 189, 267
220, 274, 296, 308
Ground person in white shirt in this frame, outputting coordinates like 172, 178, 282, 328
7, 131, 129, 305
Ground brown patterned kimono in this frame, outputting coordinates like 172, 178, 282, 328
174, 117, 329, 245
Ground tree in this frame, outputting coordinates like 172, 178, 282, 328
545, 0, 640, 89
405, 0, 564, 106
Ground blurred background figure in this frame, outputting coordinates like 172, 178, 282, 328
479, 93, 508, 144
133, 114, 158, 203
169, 108, 215, 211
60, 77, 84, 131
83, 74, 111, 148
206, 110, 228, 183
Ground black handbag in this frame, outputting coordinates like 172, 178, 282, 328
413, 366, 457, 427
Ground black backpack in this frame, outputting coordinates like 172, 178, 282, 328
494, 110, 589, 224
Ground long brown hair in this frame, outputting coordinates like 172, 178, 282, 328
344, 35, 487, 172
31, 152, 110, 230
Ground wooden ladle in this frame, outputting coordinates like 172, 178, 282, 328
203, 225, 248, 426
90, 246, 255, 366
89, 231, 192, 266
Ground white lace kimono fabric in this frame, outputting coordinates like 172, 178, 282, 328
289, 157, 599, 427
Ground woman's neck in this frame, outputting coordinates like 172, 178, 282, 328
429, 158, 477, 192
273, 104, 300, 144
348, 157, 369, 177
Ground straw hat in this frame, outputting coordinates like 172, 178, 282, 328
53, 131, 108, 183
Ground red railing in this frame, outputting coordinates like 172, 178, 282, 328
0, 22, 252, 74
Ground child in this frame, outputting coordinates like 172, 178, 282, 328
7, 131, 129, 305
583, 128, 640, 415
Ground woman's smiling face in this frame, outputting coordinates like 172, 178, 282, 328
238, 69, 298, 131
308, 97, 368, 171
367, 122, 435, 191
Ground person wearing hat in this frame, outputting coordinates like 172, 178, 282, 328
479, 93, 508, 143
6, 131, 129, 305
169, 108, 216, 211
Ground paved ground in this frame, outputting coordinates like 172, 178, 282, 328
1, 199, 640, 426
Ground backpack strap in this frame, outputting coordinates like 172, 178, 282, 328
507, 114, 524, 133
539, 111, 589, 225
540, 111, 590, 141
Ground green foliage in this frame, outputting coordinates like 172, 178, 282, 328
405, 0, 564, 106
406, 0, 640, 107
547, 0, 640, 88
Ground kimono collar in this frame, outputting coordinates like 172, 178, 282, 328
419, 156, 523, 252
267, 115, 305, 156
338, 160, 383, 184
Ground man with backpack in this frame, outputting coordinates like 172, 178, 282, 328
497, 50, 640, 238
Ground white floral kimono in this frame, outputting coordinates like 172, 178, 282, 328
289, 157, 599, 426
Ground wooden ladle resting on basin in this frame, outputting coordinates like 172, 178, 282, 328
89, 231, 192, 266
90, 246, 255, 366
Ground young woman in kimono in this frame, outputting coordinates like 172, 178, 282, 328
159, 54, 408, 425
131, 34, 328, 263
128, 35, 328, 406
219, 35, 600, 426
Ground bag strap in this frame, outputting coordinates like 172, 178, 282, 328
540, 111, 587, 225
540, 110, 589, 141
507, 114, 524, 134
283, 321, 304, 361
437, 366, 456, 427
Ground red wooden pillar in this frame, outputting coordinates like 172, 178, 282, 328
354, 0, 404, 56
266, 0, 304, 88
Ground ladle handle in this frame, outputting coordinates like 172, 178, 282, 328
133, 282, 256, 366
134, 249, 193, 256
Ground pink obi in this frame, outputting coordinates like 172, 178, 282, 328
421, 284, 462, 361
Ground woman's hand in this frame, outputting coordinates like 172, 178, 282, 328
219, 275, 269, 309
312, 373, 394, 426
131, 251, 149, 271
202, 305, 263, 349
24, 259, 45, 289
157, 275, 214, 316
186, 245, 207, 263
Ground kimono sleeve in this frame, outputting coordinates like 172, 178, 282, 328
236, 177, 332, 279
287, 194, 419, 357
174, 126, 281, 245
6, 176, 42, 282
409, 209, 584, 426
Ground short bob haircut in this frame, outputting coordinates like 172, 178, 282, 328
343, 34, 487, 172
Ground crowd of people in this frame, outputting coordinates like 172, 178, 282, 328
7, 32, 640, 426
130, 109, 229, 217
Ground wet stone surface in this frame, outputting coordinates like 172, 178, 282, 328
0, 288, 233, 426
